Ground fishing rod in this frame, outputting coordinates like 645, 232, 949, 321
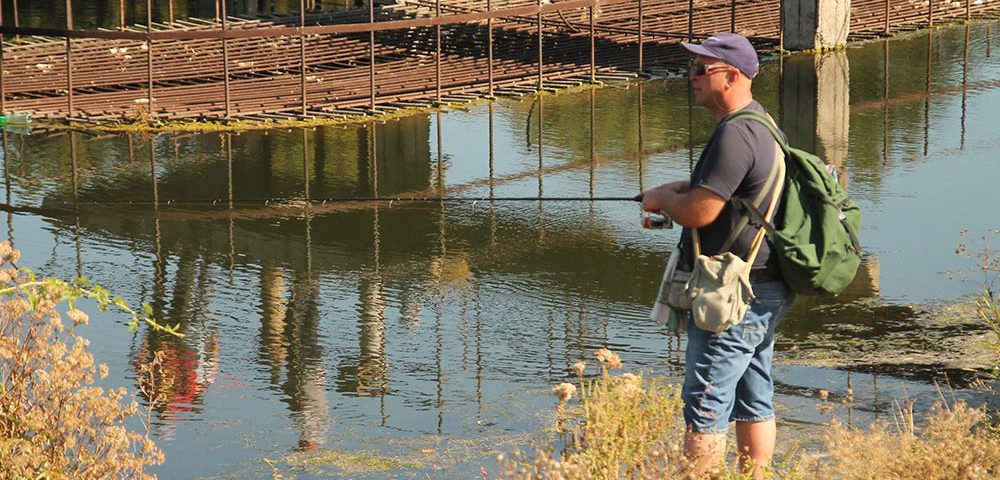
48, 195, 644, 207
4, 194, 675, 229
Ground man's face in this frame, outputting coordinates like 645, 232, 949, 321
689, 55, 736, 107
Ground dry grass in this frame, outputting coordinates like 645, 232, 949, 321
498, 348, 1000, 480
0, 241, 166, 479
818, 400, 1000, 479
498, 350, 691, 480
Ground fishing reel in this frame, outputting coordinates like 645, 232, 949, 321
642, 210, 674, 230
632, 193, 674, 230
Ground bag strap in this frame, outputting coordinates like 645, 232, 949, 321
744, 141, 785, 266
691, 109, 786, 265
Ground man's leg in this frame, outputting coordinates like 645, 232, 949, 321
682, 314, 759, 478
684, 430, 727, 477
729, 281, 793, 478
735, 419, 775, 477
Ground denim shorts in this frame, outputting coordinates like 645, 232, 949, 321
681, 280, 794, 434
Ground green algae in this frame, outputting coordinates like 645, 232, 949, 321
38, 82, 609, 135
285, 448, 424, 473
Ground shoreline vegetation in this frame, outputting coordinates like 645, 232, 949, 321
0, 241, 178, 479
496, 231, 1000, 479
495, 348, 1000, 479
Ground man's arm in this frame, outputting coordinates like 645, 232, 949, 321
640, 184, 726, 228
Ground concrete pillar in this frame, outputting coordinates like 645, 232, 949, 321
782, 0, 851, 51
780, 50, 850, 184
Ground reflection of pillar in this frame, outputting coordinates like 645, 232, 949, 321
924, 31, 932, 157
961, 25, 969, 149
637, 82, 645, 191
782, 0, 850, 51
474, 294, 484, 421
537, 95, 545, 242
352, 272, 388, 396
226, 134, 235, 279
282, 274, 330, 451
259, 265, 289, 384
70, 132, 82, 276
2, 131, 11, 245
588, 88, 596, 227
589, 88, 596, 199
780, 50, 850, 184
987, 23, 992, 58
488, 103, 497, 245
302, 128, 310, 201
435, 300, 443, 434
883, 39, 889, 166
432, 112, 444, 194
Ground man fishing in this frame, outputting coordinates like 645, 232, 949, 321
639, 33, 794, 478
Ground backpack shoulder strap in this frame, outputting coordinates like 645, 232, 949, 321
713, 109, 786, 254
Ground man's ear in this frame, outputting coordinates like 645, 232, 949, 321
726, 69, 740, 84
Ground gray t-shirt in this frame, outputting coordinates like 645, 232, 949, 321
678, 101, 785, 276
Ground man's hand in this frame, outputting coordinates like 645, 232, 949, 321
636, 181, 725, 228
638, 181, 690, 213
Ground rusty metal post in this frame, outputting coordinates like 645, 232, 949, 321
436, 0, 441, 104
779, 0, 784, 51
120, 0, 126, 30
66, 0, 74, 118
688, 0, 693, 41
487, 0, 494, 97
146, 0, 154, 115
369, 0, 376, 111
12, 0, 18, 43
730, 0, 736, 32
638, 0, 643, 71
589, 4, 595, 83
1, 1, 5, 115
301, 0, 308, 116
222, 0, 231, 117
537, 0, 543, 90
884, 0, 890, 36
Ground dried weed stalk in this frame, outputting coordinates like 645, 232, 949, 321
0, 241, 172, 479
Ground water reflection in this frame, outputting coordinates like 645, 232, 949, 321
780, 50, 851, 183
1, 20, 999, 478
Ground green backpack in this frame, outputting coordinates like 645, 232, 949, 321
723, 110, 862, 295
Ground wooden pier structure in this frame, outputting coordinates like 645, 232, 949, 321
0, 0, 997, 123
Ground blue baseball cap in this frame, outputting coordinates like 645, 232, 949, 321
681, 33, 759, 79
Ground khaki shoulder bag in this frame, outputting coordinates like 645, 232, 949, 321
684, 137, 785, 332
